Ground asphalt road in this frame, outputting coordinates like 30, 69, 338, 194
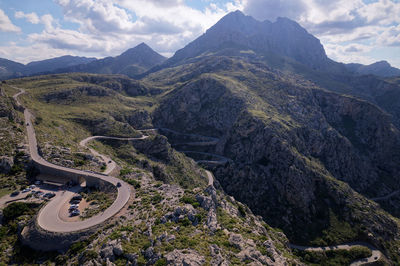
13, 87, 131, 233
289, 242, 383, 265
79, 135, 148, 175
371, 190, 400, 201
205, 170, 214, 187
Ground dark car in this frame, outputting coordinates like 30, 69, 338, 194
70, 209, 80, 216
71, 195, 82, 201
70, 199, 81, 204
116, 182, 121, 187
44, 192, 56, 198
10, 191, 20, 197
69, 206, 79, 212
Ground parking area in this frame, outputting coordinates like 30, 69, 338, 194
59, 194, 89, 222
0, 181, 60, 208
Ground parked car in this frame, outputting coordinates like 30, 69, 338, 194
21, 188, 31, 193
70, 199, 81, 204
116, 182, 121, 187
108, 160, 112, 163
69, 205, 79, 212
70, 209, 80, 216
29, 185, 36, 189
34, 180, 42, 185
71, 195, 82, 201
34, 191, 44, 197
44, 192, 56, 198
10, 191, 19, 197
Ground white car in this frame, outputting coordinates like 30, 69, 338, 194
29, 185, 36, 189
22, 188, 31, 193
34, 180, 42, 185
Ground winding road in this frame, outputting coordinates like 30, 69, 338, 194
151, 127, 385, 266
289, 242, 383, 266
11, 87, 384, 263
12, 87, 137, 233
79, 135, 148, 175
371, 190, 400, 202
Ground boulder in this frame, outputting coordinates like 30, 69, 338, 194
0, 156, 13, 173
165, 249, 205, 266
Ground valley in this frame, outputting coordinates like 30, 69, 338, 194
0, 9, 400, 266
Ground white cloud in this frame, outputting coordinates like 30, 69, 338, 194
0, 9, 21, 32
242, 0, 400, 67
22, 0, 242, 58
0, 42, 88, 64
324, 43, 375, 65
15, 11, 40, 24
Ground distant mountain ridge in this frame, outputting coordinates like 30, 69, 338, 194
56, 42, 166, 78
0, 55, 95, 80
25, 55, 96, 75
0, 43, 166, 80
346, 60, 400, 77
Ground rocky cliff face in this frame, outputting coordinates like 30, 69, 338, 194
166, 10, 333, 71
152, 56, 400, 261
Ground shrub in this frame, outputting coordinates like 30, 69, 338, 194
120, 168, 132, 177
180, 195, 200, 208
238, 205, 246, 217
69, 241, 88, 254
125, 178, 141, 189
151, 193, 163, 204
3, 202, 30, 221
179, 217, 191, 227
154, 258, 167, 266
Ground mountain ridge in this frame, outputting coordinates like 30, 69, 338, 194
346, 60, 400, 77
0, 42, 166, 80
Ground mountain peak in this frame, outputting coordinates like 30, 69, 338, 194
120, 42, 156, 56
372, 60, 391, 67
167, 11, 328, 69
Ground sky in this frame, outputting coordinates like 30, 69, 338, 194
0, 0, 399, 68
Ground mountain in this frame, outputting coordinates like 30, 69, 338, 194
2, 10, 400, 265
162, 10, 342, 73
24, 55, 96, 75
0, 58, 25, 80
58, 43, 166, 77
0, 43, 165, 80
142, 11, 400, 262
0, 55, 95, 80
346, 60, 400, 77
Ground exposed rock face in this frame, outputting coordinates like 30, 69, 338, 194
165, 249, 205, 266
166, 11, 337, 71
154, 76, 245, 135
0, 156, 13, 173
152, 55, 400, 257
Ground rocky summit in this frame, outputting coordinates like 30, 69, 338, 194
0, 9, 400, 266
